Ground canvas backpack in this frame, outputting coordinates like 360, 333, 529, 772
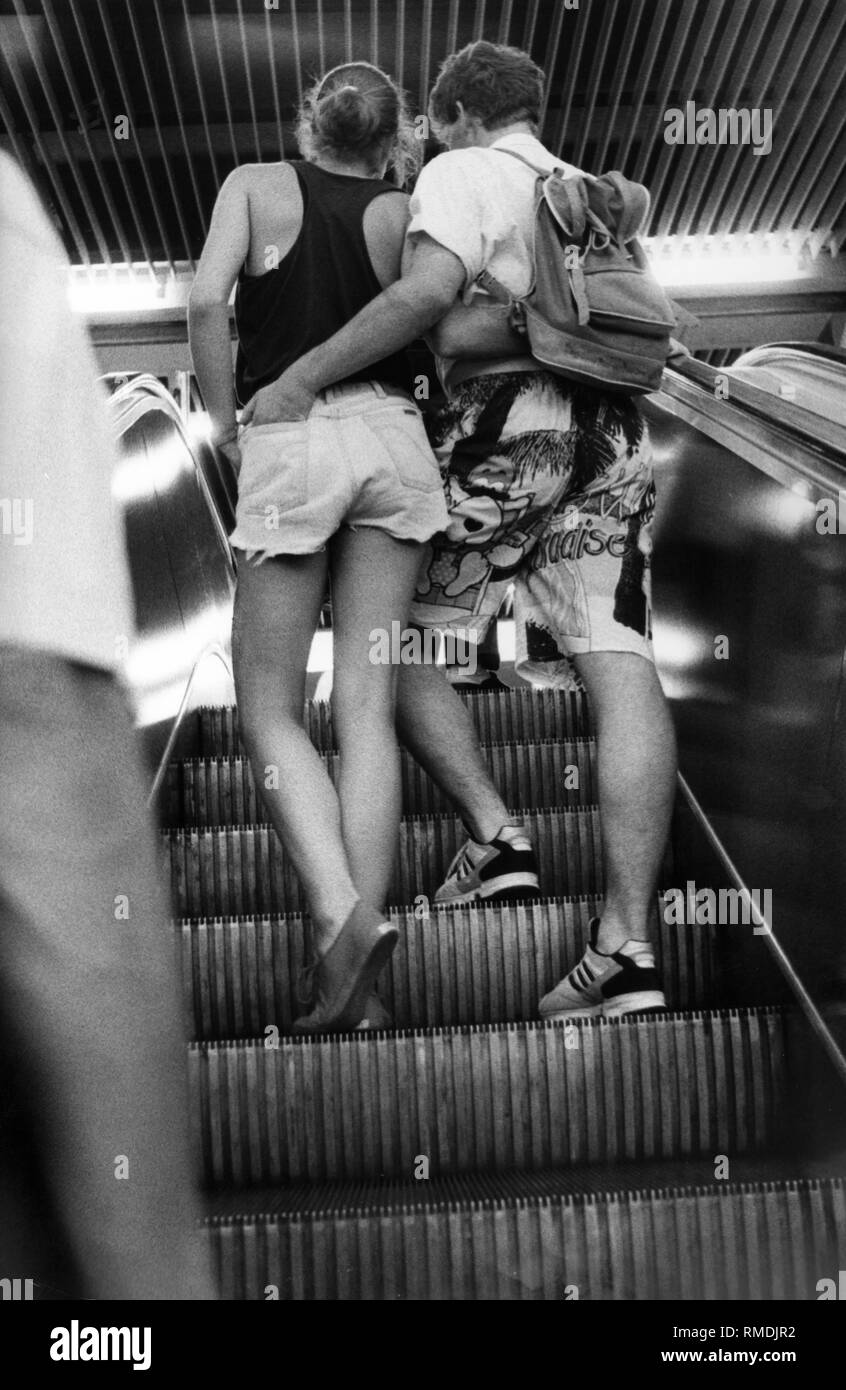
476, 148, 686, 395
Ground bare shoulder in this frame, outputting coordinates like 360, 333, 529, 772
233, 160, 298, 199
366, 188, 411, 229
362, 190, 411, 289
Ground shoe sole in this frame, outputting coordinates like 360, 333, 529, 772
540, 991, 668, 1022
435, 872, 542, 907
293, 927, 399, 1035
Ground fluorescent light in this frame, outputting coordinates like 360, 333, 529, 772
67, 262, 194, 315
645, 233, 805, 288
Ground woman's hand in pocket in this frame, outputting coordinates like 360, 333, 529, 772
241, 367, 316, 426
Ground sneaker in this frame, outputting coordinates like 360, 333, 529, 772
539, 918, 666, 1020
435, 823, 541, 905
294, 903, 398, 1034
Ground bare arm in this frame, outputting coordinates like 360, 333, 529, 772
241, 235, 466, 424
187, 170, 250, 447
426, 297, 527, 359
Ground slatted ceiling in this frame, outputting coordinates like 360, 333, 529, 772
651, 1, 747, 238
591, 0, 644, 175
614, 0, 701, 202
690, 2, 797, 240
0, 1, 843, 274
100, 0, 178, 274
150, 0, 209, 237
665, 0, 759, 238
43, 0, 132, 261
739, 6, 846, 239
610, 0, 672, 179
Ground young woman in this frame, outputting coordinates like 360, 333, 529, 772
188, 63, 448, 1033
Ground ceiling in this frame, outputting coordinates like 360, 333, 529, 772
2, 0, 845, 268
1, 0, 844, 366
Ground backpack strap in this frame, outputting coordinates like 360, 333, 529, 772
475, 268, 514, 306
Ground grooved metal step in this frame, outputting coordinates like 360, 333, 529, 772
166, 739, 597, 827
167, 807, 603, 916
197, 688, 593, 758
190, 1008, 786, 1187
203, 1173, 846, 1300
179, 897, 718, 1039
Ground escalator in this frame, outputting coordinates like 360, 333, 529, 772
117, 355, 846, 1300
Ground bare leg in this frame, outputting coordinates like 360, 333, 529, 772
574, 652, 677, 951
330, 528, 425, 912
232, 552, 358, 952
395, 654, 511, 843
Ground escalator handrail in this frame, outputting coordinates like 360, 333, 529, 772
109, 373, 236, 583
662, 354, 846, 466
732, 341, 846, 371
677, 773, 846, 1090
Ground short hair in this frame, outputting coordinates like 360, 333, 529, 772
296, 62, 421, 186
429, 41, 545, 134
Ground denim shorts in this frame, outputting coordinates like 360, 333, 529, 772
229, 381, 448, 559
409, 371, 656, 687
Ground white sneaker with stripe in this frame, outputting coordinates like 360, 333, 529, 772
539, 918, 667, 1019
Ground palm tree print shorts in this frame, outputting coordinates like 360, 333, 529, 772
409, 370, 657, 687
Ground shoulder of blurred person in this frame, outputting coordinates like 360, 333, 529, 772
0, 152, 135, 674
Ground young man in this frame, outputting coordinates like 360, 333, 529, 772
243, 41, 678, 1019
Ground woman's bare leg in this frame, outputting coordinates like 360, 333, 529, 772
232, 552, 359, 953
329, 528, 424, 914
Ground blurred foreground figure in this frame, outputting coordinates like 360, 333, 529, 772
0, 153, 215, 1299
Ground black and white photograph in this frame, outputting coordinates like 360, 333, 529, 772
1, 0, 845, 1349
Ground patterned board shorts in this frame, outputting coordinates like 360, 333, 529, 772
409, 370, 657, 688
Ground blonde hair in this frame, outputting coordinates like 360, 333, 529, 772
296, 62, 421, 187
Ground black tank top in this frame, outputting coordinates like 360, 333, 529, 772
234, 161, 413, 405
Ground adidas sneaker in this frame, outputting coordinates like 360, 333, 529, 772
539, 918, 667, 1019
435, 823, 541, 905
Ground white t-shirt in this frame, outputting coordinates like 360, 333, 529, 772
407, 131, 584, 303
0, 153, 134, 670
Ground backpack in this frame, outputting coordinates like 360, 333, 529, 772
476, 148, 686, 395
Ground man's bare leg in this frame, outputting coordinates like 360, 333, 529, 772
573, 651, 677, 951
395, 656, 511, 842
397, 647, 676, 946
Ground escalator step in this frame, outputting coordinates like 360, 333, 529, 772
190, 1008, 786, 1187
166, 740, 597, 827
166, 808, 603, 916
197, 687, 593, 757
203, 1173, 845, 1300
179, 897, 717, 1039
